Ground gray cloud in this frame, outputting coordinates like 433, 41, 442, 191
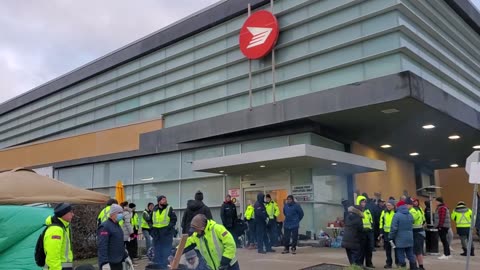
0, 0, 221, 104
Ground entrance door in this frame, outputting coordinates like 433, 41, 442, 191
243, 187, 289, 222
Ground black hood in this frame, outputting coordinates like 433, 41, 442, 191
257, 192, 265, 203
187, 199, 205, 211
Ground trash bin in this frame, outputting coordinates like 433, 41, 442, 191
425, 227, 439, 255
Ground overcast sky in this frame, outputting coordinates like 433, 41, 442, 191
1, 0, 480, 105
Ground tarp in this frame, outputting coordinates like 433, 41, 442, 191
0, 168, 109, 205
0, 205, 53, 270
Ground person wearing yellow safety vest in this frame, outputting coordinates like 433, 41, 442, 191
97, 199, 118, 227
265, 194, 280, 247
244, 200, 256, 249
184, 214, 240, 270
451, 201, 475, 256
356, 195, 375, 268
141, 202, 154, 255
379, 199, 398, 269
44, 203, 74, 270
127, 203, 139, 259
151, 195, 177, 268
406, 197, 425, 270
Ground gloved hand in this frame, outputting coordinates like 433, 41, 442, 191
130, 233, 135, 238
101, 264, 111, 270
220, 256, 231, 269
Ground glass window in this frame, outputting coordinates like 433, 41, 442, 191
133, 182, 180, 209
134, 153, 181, 183
180, 177, 224, 208
241, 136, 288, 153
93, 160, 134, 188
181, 146, 223, 179
57, 165, 93, 188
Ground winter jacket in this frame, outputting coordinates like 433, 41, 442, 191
389, 205, 414, 248
141, 209, 153, 230
220, 201, 237, 228
122, 207, 134, 241
434, 203, 451, 229
341, 206, 364, 250
181, 199, 213, 234
43, 216, 73, 270
283, 202, 304, 229
151, 204, 178, 238
254, 193, 267, 225
451, 204, 473, 235
97, 218, 126, 267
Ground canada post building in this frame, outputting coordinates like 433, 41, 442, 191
1, 0, 480, 235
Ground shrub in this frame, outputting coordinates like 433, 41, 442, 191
71, 204, 103, 259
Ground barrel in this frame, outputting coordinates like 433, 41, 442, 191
425, 228, 439, 254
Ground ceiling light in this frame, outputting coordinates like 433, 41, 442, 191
260, 165, 266, 168
219, 171, 224, 173
381, 108, 400, 114
474, 145, 480, 149
409, 152, 419, 156
141, 177, 154, 181
332, 163, 337, 166
422, 124, 435, 129
448, 135, 460, 140
381, 144, 392, 149
450, 164, 459, 168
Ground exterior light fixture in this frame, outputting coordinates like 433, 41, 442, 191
474, 145, 480, 149
219, 171, 224, 173
450, 164, 459, 168
332, 163, 338, 166
409, 152, 419, 156
422, 124, 435, 129
381, 144, 392, 149
260, 165, 266, 168
448, 135, 460, 140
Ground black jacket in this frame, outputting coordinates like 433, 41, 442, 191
341, 206, 364, 250
97, 219, 126, 267
254, 193, 267, 225
151, 204, 177, 238
220, 201, 237, 228
181, 199, 213, 233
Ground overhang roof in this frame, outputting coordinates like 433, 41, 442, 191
192, 144, 386, 175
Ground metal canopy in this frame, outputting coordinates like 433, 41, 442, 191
192, 144, 386, 175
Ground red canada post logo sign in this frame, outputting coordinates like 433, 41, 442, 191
239, 10, 279, 60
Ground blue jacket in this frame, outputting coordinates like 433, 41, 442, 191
97, 218, 126, 267
283, 202, 304, 229
254, 193, 267, 224
389, 205, 414, 248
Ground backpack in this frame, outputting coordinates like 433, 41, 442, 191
34, 218, 65, 267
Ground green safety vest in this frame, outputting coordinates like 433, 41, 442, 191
451, 208, 472, 228
185, 220, 237, 270
409, 207, 425, 230
152, 206, 171, 228
362, 209, 373, 230
265, 201, 280, 219
245, 205, 254, 221
380, 210, 395, 233
141, 210, 152, 229
98, 206, 111, 223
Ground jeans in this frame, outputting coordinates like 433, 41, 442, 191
143, 229, 153, 253
361, 230, 374, 266
439, 228, 451, 256
345, 248, 363, 265
384, 232, 398, 266
267, 219, 278, 246
256, 221, 271, 252
459, 234, 474, 251
283, 227, 299, 250
396, 247, 416, 267
153, 230, 173, 268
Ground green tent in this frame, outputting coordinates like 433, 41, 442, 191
0, 205, 53, 270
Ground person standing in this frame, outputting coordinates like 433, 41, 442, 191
254, 192, 273, 254
282, 195, 304, 254
406, 198, 425, 270
182, 190, 213, 234
141, 202, 154, 255
389, 201, 417, 270
120, 202, 134, 251
43, 203, 74, 270
220, 195, 238, 245
434, 197, 452, 260
341, 204, 364, 266
374, 199, 386, 248
98, 199, 118, 227
183, 214, 239, 270
356, 195, 374, 268
451, 201, 475, 256
98, 204, 129, 270
128, 203, 139, 259
379, 199, 398, 269
244, 200, 256, 249
424, 201, 432, 225
265, 194, 280, 246
152, 195, 178, 268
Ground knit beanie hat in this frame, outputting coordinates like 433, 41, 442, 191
195, 190, 204, 201
396, 200, 406, 208
387, 199, 396, 206
457, 201, 466, 207
190, 214, 207, 231
109, 204, 123, 216
287, 195, 294, 201
129, 203, 136, 209
405, 197, 414, 205
157, 195, 166, 202
54, 203, 72, 217
266, 194, 271, 199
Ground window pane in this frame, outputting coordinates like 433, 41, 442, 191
93, 160, 134, 188
134, 153, 180, 183
57, 165, 93, 188
180, 177, 223, 208
133, 182, 180, 209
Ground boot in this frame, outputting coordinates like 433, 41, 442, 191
471, 248, 475, 256
410, 262, 418, 270
461, 248, 467, 256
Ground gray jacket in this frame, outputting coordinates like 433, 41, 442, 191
434, 204, 451, 229
122, 207, 134, 241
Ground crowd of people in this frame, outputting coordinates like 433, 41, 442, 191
342, 194, 478, 270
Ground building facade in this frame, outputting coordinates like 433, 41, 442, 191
1, 0, 479, 234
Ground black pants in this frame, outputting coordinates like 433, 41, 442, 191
226, 226, 241, 246
346, 248, 363, 265
384, 232, 398, 266
256, 221, 271, 252
126, 238, 138, 258
267, 219, 278, 246
247, 219, 256, 245
361, 230, 374, 266
110, 262, 124, 270
439, 227, 451, 256
283, 227, 299, 250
